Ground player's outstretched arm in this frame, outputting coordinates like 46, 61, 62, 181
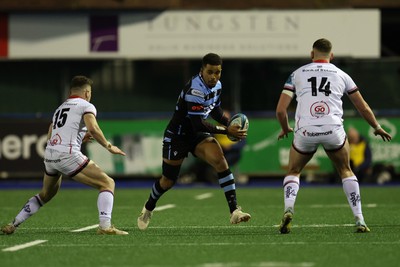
83, 113, 126, 156
348, 91, 392, 142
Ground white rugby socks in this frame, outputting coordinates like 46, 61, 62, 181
283, 175, 300, 212
342, 176, 364, 221
13, 194, 44, 227
98, 190, 114, 229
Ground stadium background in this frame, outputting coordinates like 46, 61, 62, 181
0, 0, 400, 181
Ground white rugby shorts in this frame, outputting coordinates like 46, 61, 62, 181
44, 148, 90, 177
293, 125, 346, 154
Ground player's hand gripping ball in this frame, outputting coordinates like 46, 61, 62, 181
227, 113, 249, 141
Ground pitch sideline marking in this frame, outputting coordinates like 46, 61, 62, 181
22, 223, 374, 231
195, 193, 213, 200
2, 240, 48, 252
70, 224, 99, 232
199, 261, 315, 267
32, 240, 400, 248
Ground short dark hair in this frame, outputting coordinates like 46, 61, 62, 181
313, 38, 332, 53
70, 75, 93, 90
202, 53, 222, 67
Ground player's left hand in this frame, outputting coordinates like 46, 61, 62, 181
107, 145, 126, 156
227, 125, 247, 140
277, 128, 293, 140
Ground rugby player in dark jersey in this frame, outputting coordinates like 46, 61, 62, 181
137, 53, 251, 230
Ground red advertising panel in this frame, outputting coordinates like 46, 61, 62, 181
0, 14, 8, 58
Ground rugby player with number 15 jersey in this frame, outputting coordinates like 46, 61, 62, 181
2, 76, 128, 235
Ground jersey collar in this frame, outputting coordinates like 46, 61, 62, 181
199, 74, 212, 90
313, 59, 329, 63
68, 95, 84, 99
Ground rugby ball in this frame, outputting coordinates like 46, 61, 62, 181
227, 113, 249, 141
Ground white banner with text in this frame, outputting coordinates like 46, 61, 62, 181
8, 9, 380, 59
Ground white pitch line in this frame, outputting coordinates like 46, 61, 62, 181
2, 240, 48, 252
310, 203, 377, 208
151, 224, 356, 229
154, 204, 176, 211
199, 262, 315, 267
195, 192, 213, 200
20, 223, 362, 231
70, 224, 99, 232
26, 240, 400, 248
272, 224, 354, 228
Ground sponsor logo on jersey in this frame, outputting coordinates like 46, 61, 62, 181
191, 105, 204, 111
50, 134, 62, 146
310, 101, 330, 118
44, 158, 61, 163
63, 102, 78, 106
203, 103, 216, 115
302, 130, 333, 137
191, 89, 205, 98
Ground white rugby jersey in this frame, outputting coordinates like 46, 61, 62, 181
283, 60, 358, 130
47, 96, 97, 153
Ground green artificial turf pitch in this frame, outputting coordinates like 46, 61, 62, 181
1, 186, 399, 267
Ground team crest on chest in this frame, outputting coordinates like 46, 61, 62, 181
191, 89, 205, 98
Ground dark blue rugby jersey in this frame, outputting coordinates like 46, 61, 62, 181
166, 74, 227, 135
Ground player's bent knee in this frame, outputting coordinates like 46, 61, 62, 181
162, 161, 181, 182
103, 176, 115, 190
160, 176, 175, 189
109, 177, 115, 188
205, 151, 227, 168
93, 174, 115, 191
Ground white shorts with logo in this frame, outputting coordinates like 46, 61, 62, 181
293, 125, 346, 154
44, 148, 90, 177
